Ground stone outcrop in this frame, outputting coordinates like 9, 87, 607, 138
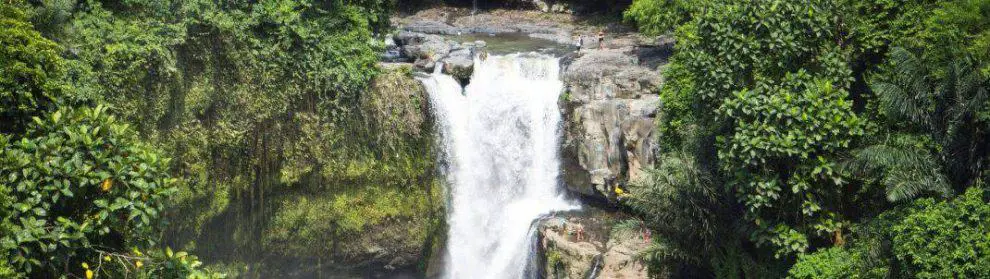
394, 31, 481, 80
441, 48, 474, 81
397, 31, 452, 71
560, 46, 668, 201
537, 212, 651, 279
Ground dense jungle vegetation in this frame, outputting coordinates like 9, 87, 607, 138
625, 0, 990, 278
2, 0, 441, 277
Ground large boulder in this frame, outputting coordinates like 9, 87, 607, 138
397, 31, 453, 71
560, 48, 666, 201
564, 50, 658, 101
565, 97, 658, 198
441, 48, 474, 81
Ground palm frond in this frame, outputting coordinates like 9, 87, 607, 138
844, 144, 952, 202
873, 81, 929, 125
872, 48, 933, 126
882, 168, 951, 202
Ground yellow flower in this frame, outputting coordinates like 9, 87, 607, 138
103, 255, 111, 261
135, 260, 143, 268
100, 179, 112, 192
85, 269, 93, 279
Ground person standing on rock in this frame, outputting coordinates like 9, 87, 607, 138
597, 30, 605, 50
574, 34, 583, 52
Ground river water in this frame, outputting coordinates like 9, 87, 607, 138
418, 53, 578, 279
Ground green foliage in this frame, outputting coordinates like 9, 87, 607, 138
0, 105, 168, 275
628, 154, 722, 266
892, 187, 990, 278
263, 183, 441, 258
0, 5, 71, 134
0, 258, 24, 279
17, 0, 437, 273
861, 48, 990, 195
845, 142, 951, 202
904, 0, 990, 70
837, 0, 933, 58
629, 154, 785, 278
787, 211, 898, 279
790, 187, 990, 278
622, 0, 696, 36
81, 247, 223, 279
654, 62, 696, 152
721, 75, 863, 255
787, 247, 863, 279
664, 0, 865, 257
0, 3, 219, 277
627, 0, 990, 277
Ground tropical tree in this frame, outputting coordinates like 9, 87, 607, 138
789, 186, 990, 278
848, 48, 990, 201
629, 153, 789, 278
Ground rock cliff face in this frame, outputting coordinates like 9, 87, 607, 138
560, 45, 669, 201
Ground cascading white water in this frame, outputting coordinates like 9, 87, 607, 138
419, 53, 577, 279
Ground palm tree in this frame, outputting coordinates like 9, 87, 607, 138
848, 47, 989, 201
628, 154, 722, 265
629, 153, 787, 278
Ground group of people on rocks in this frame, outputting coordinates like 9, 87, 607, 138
552, 216, 652, 244
573, 30, 606, 52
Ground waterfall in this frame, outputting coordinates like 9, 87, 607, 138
419, 53, 577, 279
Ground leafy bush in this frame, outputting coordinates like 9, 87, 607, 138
892, 187, 990, 278
788, 247, 864, 279
904, 0, 990, 71
0, 105, 173, 275
789, 187, 990, 278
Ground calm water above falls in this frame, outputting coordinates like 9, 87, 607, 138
418, 53, 578, 279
